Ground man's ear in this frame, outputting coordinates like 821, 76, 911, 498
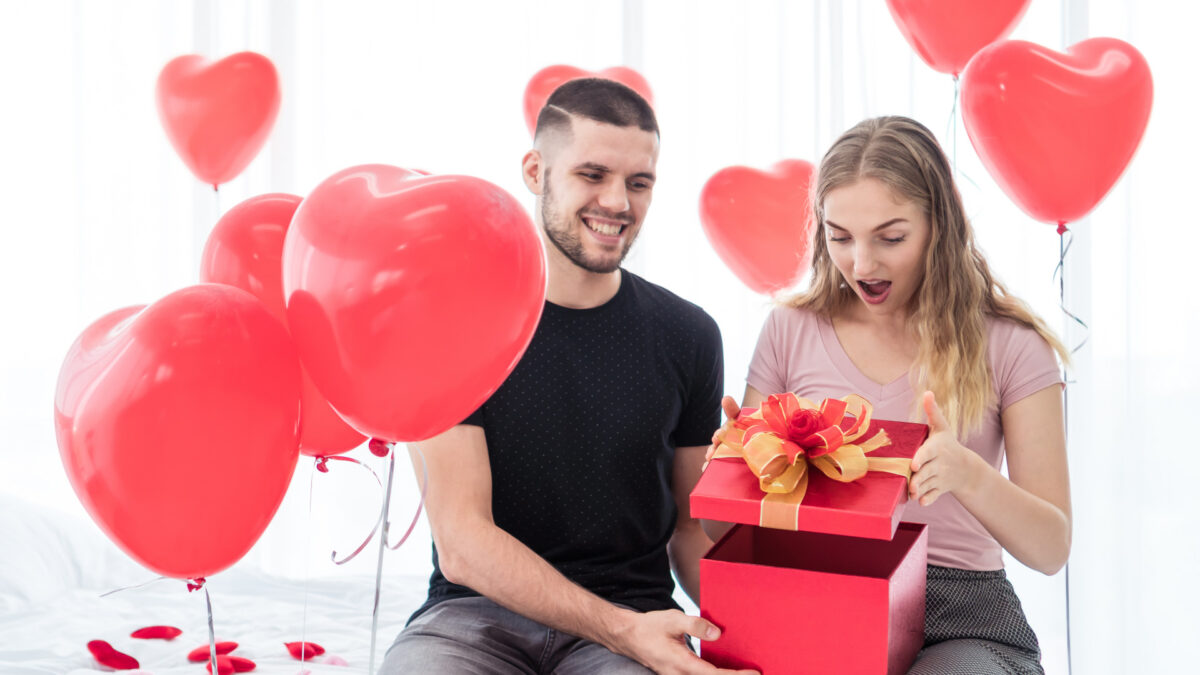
521, 149, 543, 196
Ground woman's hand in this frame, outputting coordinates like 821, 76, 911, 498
705, 396, 743, 463
908, 391, 987, 506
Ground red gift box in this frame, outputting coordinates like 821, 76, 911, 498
700, 522, 928, 675
691, 417, 929, 540
691, 396, 931, 673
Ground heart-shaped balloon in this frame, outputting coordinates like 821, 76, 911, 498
201, 194, 365, 457
961, 38, 1153, 226
155, 51, 281, 188
885, 0, 1030, 77
282, 166, 546, 443
54, 284, 302, 579
699, 160, 816, 295
522, 65, 654, 136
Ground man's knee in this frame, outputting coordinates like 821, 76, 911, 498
380, 629, 493, 675
380, 598, 534, 675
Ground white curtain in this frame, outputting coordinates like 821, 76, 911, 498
2, 2, 1194, 672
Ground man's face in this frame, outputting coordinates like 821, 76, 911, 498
534, 118, 659, 274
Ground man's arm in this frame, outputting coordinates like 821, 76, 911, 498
412, 424, 756, 675
668, 444, 715, 605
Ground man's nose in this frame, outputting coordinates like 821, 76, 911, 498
597, 179, 630, 213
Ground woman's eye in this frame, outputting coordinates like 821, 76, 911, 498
829, 236, 850, 243
882, 236, 906, 244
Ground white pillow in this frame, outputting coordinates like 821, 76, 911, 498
0, 494, 145, 604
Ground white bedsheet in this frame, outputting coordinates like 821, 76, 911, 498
0, 495, 429, 675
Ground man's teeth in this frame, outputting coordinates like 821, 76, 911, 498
586, 219, 623, 236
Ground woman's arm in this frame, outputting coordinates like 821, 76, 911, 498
908, 387, 1072, 574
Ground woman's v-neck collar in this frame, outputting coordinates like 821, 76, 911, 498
816, 313, 913, 402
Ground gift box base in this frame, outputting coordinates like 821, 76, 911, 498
700, 522, 928, 675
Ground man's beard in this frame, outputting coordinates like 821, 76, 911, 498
540, 175, 636, 274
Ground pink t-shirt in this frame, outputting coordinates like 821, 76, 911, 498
746, 306, 1063, 571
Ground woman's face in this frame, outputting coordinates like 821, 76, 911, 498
822, 177, 931, 318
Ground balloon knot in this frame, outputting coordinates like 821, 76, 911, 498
314, 456, 330, 473
1057, 222, 1069, 235
368, 438, 393, 458
186, 577, 206, 592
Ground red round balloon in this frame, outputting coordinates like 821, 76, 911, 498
961, 38, 1153, 226
885, 0, 1030, 77
699, 160, 816, 295
523, 65, 654, 136
282, 165, 546, 443
201, 194, 365, 457
156, 51, 281, 188
54, 285, 302, 579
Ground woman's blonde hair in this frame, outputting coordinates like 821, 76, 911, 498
786, 116, 1068, 434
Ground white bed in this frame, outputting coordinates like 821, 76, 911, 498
0, 494, 431, 675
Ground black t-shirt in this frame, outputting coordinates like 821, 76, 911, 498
411, 270, 724, 622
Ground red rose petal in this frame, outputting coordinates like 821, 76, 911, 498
229, 655, 257, 672
188, 641, 239, 662
285, 641, 326, 660
205, 655, 235, 675
130, 625, 182, 640
86, 640, 140, 670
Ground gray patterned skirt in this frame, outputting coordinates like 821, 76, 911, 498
907, 565, 1044, 675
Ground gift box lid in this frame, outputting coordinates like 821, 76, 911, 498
691, 416, 928, 541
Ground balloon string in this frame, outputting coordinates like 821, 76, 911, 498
368, 441, 397, 675
99, 575, 169, 598
299, 460, 316, 675
1052, 225, 1090, 355
951, 75, 959, 174
1055, 222, 1082, 675
388, 445, 428, 550
314, 455, 385, 565
202, 583, 218, 675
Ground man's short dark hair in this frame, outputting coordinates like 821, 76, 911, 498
534, 78, 658, 140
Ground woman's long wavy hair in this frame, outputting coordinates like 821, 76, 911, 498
786, 116, 1068, 434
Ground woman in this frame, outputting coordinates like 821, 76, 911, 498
717, 116, 1070, 674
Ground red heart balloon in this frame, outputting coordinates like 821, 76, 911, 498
155, 52, 281, 188
885, 0, 1030, 77
699, 160, 816, 295
55, 285, 301, 579
961, 38, 1153, 226
282, 166, 546, 443
522, 65, 654, 136
201, 194, 365, 457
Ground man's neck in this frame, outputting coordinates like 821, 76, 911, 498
544, 250, 622, 310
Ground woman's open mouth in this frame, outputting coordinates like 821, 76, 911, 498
857, 279, 892, 305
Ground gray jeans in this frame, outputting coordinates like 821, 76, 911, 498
381, 596, 653, 674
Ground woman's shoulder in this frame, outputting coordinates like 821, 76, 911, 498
766, 303, 826, 330
985, 315, 1053, 354
985, 315, 1062, 399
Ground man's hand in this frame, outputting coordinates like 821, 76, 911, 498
610, 609, 759, 675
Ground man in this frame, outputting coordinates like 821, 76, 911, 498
382, 79, 754, 675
